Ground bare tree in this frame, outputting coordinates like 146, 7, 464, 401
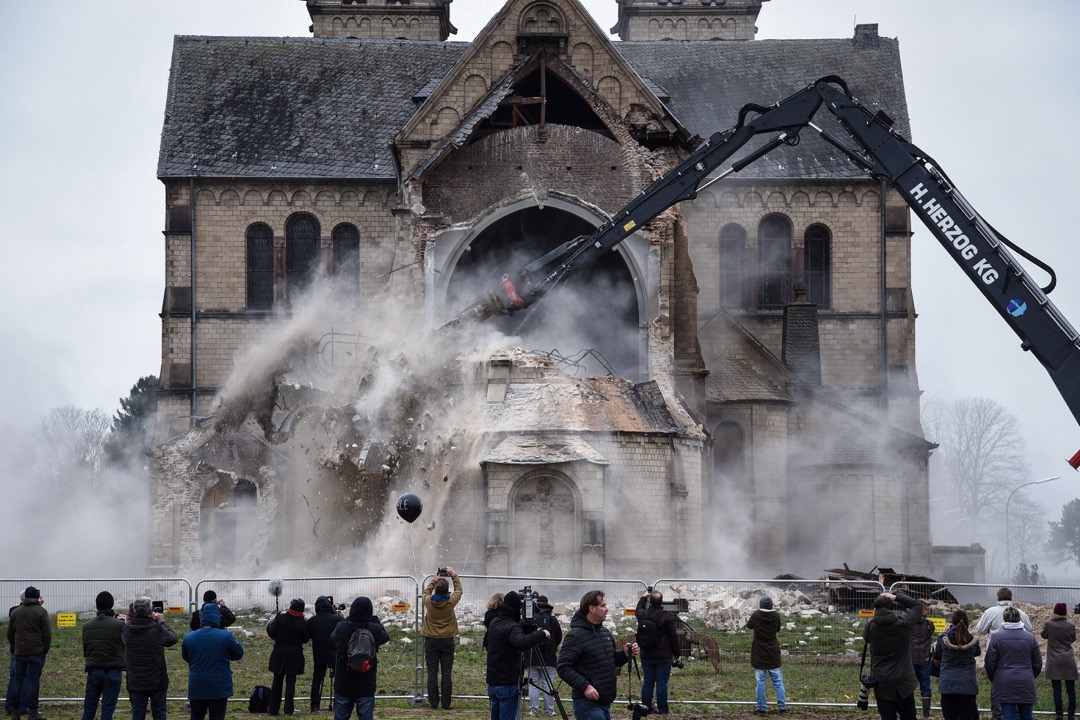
923, 396, 1030, 521
36, 405, 111, 494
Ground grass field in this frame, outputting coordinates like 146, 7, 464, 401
11, 612, 1066, 720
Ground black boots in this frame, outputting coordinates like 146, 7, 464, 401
922, 698, 931, 719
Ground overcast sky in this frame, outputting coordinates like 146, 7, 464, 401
2, 1, 1078, 526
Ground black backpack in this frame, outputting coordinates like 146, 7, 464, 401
636, 615, 660, 650
347, 626, 376, 673
248, 685, 270, 713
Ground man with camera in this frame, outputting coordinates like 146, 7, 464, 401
862, 592, 926, 720
307, 597, 344, 713
421, 567, 462, 710
634, 590, 681, 714
486, 590, 551, 720
557, 590, 638, 720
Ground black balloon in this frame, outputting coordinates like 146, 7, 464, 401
396, 493, 423, 523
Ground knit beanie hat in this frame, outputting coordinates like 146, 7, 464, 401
289, 598, 305, 613
96, 591, 115, 612
202, 590, 218, 603
24, 586, 40, 600
759, 596, 773, 610
503, 591, 522, 612
1054, 602, 1068, 616
201, 602, 222, 628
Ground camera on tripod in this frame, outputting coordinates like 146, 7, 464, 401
628, 702, 651, 720
518, 585, 538, 630
326, 595, 347, 612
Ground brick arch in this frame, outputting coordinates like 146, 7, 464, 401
464, 74, 488, 110
431, 106, 461, 137
242, 190, 265, 207
315, 190, 337, 207
191, 471, 273, 569
518, 1, 567, 34
507, 468, 582, 577
596, 76, 622, 114
490, 41, 513, 79
859, 187, 883, 209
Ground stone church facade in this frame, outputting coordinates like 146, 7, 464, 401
150, 0, 940, 579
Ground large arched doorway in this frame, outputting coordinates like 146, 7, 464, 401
509, 472, 579, 578
199, 478, 259, 567
445, 206, 642, 379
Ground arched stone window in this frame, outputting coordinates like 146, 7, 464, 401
246, 223, 274, 310
804, 223, 831, 307
718, 223, 746, 309
285, 213, 320, 303
758, 214, 792, 308
510, 473, 579, 577
332, 223, 360, 296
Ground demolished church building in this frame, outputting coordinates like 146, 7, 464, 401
149, 0, 941, 579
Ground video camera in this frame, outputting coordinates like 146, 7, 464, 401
519, 585, 538, 630
326, 596, 348, 612
628, 702, 651, 720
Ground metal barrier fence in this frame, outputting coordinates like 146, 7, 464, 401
5, 575, 1080, 711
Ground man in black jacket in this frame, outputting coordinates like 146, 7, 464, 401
122, 597, 178, 720
634, 591, 680, 714
486, 591, 550, 720
557, 590, 638, 720
189, 591, 235, 633
864, 592, 925, 720
80, 592, 126, 720
306, 596, 342, 713
330, 597, 389, 720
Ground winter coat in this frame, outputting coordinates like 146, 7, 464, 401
189, 602, 236, 632
267, 610, 310, 676
933, 628, 981, 696
984, 625, 1042, 705
7, 599, 51, 656
331, 597, 390, 699
1040, 617, 1078, 681
307, 597, 341, 667
635, 596, 680, 662
181, 626, 244, 700
862, 593, 923, 701
746, 608, 782, 670
123, 616, 178, 694
421, 575, 462, 639
485, 602, 548, 685
556, 608, 631, 706
527, 604, 563, 668
975, 602, 1032, 636
82, 611, 125, 670
909, 615, 935, 667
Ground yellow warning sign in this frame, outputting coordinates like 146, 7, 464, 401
391, 602, 410, 612
857, 609, 874, 617
930, 617, 948, 633
623, 608, 636, 616
167, 607, 185, 615
57, 613, 77, 628
623, 220, 637, 232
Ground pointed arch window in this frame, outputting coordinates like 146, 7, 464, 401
804, 223, 831, 307
332, 223, 360, 296
758, 214, 792, 308
246, 223, 274, 310
286, 213, 320, 303
718, 223, 747, 309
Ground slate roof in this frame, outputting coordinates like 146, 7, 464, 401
158, 33, 909, 182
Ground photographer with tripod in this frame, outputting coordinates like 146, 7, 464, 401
526, 595, 562, 717
557, 590, 638, 720
486, 591, 550, 720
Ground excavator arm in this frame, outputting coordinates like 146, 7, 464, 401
439, 76, 1080, 462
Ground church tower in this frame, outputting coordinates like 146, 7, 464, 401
611, 0, 769, 41
300, 0, 456, 41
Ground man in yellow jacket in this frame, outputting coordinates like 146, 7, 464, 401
421, 568, 462, 710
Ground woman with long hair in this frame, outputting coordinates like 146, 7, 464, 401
934, 609, 981, 720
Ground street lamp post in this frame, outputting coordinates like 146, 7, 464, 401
1005, 476, 1060, 576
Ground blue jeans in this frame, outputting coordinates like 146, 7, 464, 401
333, 695, 374, 720
488, 684, 519, 720
129, 690, 168, 720
571, 698, 610, 720
5, 652, 15, 715
528, 666, 556, 714
81, 669, 123, 720
755, 667, 786, 711
1000, 704, 1033, 720
913, 663, 932, 698
642, 659, 673, 712
12, 654, 45, 715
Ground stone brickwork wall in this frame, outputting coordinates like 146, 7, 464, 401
613, 0, 767, 41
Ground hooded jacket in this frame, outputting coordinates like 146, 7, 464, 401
746, 607, 782, 670
7, 598, 51, 656
181, 621, 244, 700
307, 596, 341, 667
189, 602, 236, 632
985, 624, 1042, 704
331, 597, 389, 699
634, 595, 680, 662
267, 608, 310, 675
862, 593, 923, 701
933, 627, 981, 697
421, 575, 462, 639
123, 615, 178, 693
556, 608, 630, 706
485, 600, 548, 686
527, 601, 563, 668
